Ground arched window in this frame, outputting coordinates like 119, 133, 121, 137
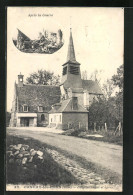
41, 114, 45, 121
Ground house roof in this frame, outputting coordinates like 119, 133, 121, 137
16, 84, 61, 112
82, 80, 103, 95
49, 98, 88, 113
69, 88, 84, 93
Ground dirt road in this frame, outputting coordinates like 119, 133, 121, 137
7, 127, 122, 177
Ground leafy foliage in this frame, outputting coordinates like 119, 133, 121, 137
26, 69, 60, 86
89, 65, 123, 130
112, 65, 123, 91
102, 79, 114, 100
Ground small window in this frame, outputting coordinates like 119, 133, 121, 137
23, 105, 28, 112
60, 115, 61, 122
38, 106, 43, 112
41, 114, 45, 121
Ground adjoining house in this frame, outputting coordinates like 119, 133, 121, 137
49, 97, 89, 130
10, 75, 61, 127
10, 28, 103, 128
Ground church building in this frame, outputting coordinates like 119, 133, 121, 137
10, 29, 103, 128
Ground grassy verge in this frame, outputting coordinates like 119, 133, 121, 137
6, 135, 79, 186
41, 141, 122, 185
62, 129, 123, 146
6, 134, 122, 186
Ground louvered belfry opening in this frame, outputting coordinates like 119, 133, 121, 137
69, 66, 79, 75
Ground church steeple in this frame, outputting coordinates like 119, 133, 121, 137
61, 29, 82, 89
67, 28, 76, 62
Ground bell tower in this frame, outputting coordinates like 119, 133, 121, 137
61, 28, 82, 89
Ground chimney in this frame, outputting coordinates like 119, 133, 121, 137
18, 72, 24, 87
72, 97, 78, 110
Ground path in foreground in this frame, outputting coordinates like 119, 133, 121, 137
7, 127, 122, 178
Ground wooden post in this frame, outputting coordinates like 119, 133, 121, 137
94, 122, 96, 132
79, 122, 81, 130
114, 122, 122, 136
118, 122, 121, 136
105, 123, 107, 132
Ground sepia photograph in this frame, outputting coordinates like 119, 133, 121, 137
6, 7, 123, 192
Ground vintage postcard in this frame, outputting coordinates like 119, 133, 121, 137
6, 7, 123, 191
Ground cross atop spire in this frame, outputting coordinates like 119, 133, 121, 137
67, 28, 76, 62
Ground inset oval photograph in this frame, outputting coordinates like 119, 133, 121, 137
12, 19, 64, 54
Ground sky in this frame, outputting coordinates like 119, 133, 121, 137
7, 7, 124, 112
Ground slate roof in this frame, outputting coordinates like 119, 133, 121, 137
69, 88, 84, 93
16, 84, 61, 112
62, 80, 103, 95
82, 80, 103, 95
49, 98, 88, 113
62, 29, 80, 66
67, 29, 76, 62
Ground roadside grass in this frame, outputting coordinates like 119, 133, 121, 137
41, 142, 122, 185
62, 129, 123, 146
6, 134, 122, 186
6, 135, 79, 186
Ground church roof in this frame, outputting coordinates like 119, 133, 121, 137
67, 28, 76, 61
17, 29, 31, 41
62, 60, 80, 66
49, 98, 88, 113
82, 80, 103, 95
62, 79, 103, 95
16, 84, 61, 112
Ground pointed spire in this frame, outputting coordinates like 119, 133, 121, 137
67, 28, 76, 61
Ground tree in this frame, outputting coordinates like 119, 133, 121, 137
111, 65, 123, 123
89, 69, 103, 86
102, 79, 114, 100
89, 97, 108, 129
88, 65, 124, 132
26, 69, 60, 86
82, 70, 88, 80
112, 64, 123, 92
